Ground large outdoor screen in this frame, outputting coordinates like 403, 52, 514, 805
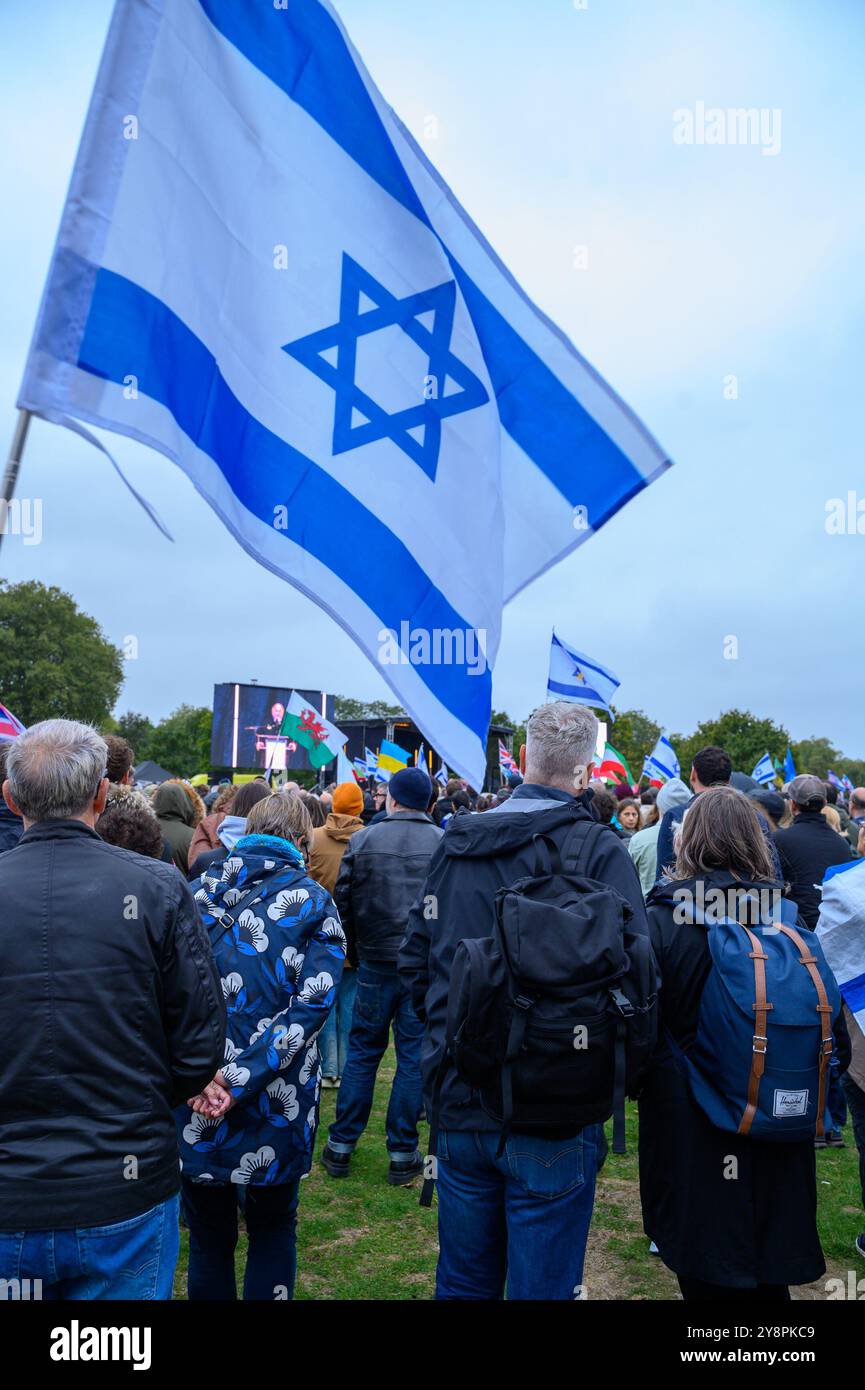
210, 684, 329, 771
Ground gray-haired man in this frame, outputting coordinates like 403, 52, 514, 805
400, 701, 648, 1300
0, 720, 225, 1299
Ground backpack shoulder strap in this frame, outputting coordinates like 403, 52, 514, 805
562, 817, 608, 877
205, 877, 268, 950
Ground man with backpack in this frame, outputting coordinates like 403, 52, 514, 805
399, 701, 654, 1300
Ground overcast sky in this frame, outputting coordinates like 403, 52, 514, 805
2, 0, 863, 753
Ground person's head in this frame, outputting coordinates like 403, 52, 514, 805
617, 798, 640, 832
387, 767, 433, 813
231, 780, 273, 817
165, 779, 207, 827
212, 784, 236, 816
271, 701, 285, 725
788, 774, 827, 816
521, 701, 598, 793
319, 789, 333, 812
850, 787, 865, 819
97, 798, 164, 859
656, 776, 692, 818
824, 782, 839, 806
674, 786, 775, 881
0, 741, 11, 787
822, 805, 843, 834
689, 746, 732, 794
245, 788, 314, 861
748, 788, 786, 830
589, 785, 617, 825
331, 781, 364, 817
4, 719, 109, 828
495, 786, 512, 805
104, 734, 135, 785
445, 778, 463, 799
373, 781, 389, 809
476, 793, 497, 812
298, 790, 327, 828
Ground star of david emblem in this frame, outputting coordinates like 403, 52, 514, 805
282, 253, 489, 481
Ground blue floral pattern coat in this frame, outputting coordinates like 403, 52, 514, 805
177, 833, 345, 1186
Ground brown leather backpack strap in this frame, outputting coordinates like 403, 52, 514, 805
775, 925, 834, 1137
737, 924, 771, 1136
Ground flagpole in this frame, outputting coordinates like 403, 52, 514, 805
0, 409, 32, 555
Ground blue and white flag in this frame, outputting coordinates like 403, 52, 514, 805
783, 747, 796, 783
643, 734, 680, 783
817, 859, 865, 1039
353, 756, 370, 779
435, 763, 448, 787
546, 631, 620, 717
364, 747, 378, 773
18, 0, 670, 787
752, 753, 776, 787
415, 742, 425, 769
335, 745, 356, 786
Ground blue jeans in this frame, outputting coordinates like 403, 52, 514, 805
328, 960, 424, 1158
0, 1196, 179, 1301
181, 1177, 300, 1301
435, 1126, 601, 1300
319, 968, 358, 1077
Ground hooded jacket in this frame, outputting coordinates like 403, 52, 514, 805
0, 819, 225, 1230
399, 783, 648, 1131
639, 872, 849, 1287
309, 812, 365, 897
333, 811, 442, 966
187, 810, 226, 877
774, 809, 854, 929
153, 782, 195, 873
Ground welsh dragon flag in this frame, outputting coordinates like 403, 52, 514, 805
598, 741, 634, 787
279, 693, 347, 770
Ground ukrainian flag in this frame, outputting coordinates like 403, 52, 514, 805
378, 740, 410, 775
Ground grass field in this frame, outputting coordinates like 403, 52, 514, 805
174, 1051, 864, 1300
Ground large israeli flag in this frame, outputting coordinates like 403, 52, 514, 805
18, 0, 671, 787
751, 753, 776, 786
546, 631, 621, 716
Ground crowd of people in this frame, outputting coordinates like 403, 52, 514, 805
0, 707, 862, 1302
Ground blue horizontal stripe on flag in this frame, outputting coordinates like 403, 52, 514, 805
198, 0, 651, 512
551, 635, 620, 686
842, 971, 865, 1014
71, 261, 491, 744
546, 678, 609, 706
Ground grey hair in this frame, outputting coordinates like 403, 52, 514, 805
246, 788, 314, 857
5, 719, 108, 822
525, 701, 599, 787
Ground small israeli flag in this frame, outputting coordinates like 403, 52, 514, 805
364, 747, 378, 773
435, 763, 448, 787
643, 734, 680, 783
752, 753, 777, 787
546, 631, 620, 717
18, 0, 670, 787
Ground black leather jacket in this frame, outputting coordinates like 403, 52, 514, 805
0, 819, 225, 1230
333, 811, 443, 965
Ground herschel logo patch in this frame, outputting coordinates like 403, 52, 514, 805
773, 1088, 809, 1118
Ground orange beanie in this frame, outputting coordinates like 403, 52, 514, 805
332, 781, 364, 816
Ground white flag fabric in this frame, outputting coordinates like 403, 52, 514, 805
816, 860, 865, 1040
546, 631, 621, 716
18, 0, 671, 786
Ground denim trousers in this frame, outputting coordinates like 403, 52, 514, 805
0, 1196, 179, 1301
434, 1125, 601, 1300
181, 1176, 300, 1301
328, 960, 424, 1158
319, 968, 359, 1078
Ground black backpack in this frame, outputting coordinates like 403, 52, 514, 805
421, 822, 657, 1205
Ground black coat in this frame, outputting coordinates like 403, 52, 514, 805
774, 810, 853, 929
0, 802, 23, 853
639, 873, 850, 1288
333, 810, 442, 966
399, 784, 649, 1131
0, 819, 226, 1230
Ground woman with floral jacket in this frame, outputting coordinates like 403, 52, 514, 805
178, 791, 345, 1301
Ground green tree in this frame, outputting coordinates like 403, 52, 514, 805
0, 578, 123, 727
670, 709, 791, 778
114, 711, 156, 763
332, 694, 403, 722
607, 707, 661, 780
790, 736, 841, 778
148, 705, 212, 777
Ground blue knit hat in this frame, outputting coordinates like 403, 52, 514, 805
389, 766, 433, 810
